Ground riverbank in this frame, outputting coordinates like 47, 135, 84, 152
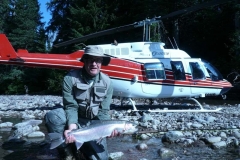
0, 95, 240, 159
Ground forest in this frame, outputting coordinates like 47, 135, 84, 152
0, 0, 239, 95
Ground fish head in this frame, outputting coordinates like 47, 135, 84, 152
123, 122, 138, 134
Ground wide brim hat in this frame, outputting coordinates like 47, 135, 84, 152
79, 45, 111, 66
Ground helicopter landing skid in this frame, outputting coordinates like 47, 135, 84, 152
127, 98, 222, 113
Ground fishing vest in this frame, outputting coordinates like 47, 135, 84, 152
70, 69, 111, 119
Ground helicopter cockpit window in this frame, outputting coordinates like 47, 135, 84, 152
202, 59, 223, 81
189, 62, 206, 80
144, 63, 166, 80
170, 61, 186, 80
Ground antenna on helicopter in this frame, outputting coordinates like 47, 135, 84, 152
173, 37, 179, 49
168, 37, 175, 49
112, 39, 118, 46
143, 21, 145, 41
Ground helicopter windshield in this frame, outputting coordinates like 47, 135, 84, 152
144, 63, 166, 80
202, 60, 223, 81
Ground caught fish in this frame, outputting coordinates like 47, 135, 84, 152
48, 120, 138, 150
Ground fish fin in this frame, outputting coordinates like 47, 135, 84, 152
96, 137, 103, 144
75, 141, 83, 150
48, 133, 65, 149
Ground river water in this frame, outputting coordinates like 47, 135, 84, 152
1, 98, 240, 160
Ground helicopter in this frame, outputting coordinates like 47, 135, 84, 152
0, 0, 234, 112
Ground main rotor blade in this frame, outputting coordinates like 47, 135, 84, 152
161, 0, 234, 19
54, 23, 138, 48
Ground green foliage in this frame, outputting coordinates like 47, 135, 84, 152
0, 66, 25, 94
5, 0, 46, 52
228, 29, 240, 71
0, 0, 50, 95
0, 0, 9, 33
46, 69, 66, 95
46, 0, 75, 53
22, 68, 66, 95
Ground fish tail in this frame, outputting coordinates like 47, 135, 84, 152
48, 133, 65, 149
75, 141, 83, 150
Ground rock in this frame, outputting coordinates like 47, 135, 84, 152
0, 122, 13, 128
184, 132, 192, 137
27, 131, 45, 138
162, 131, 184, 143
8, 121, 41, 140
136, 143, 148, 150
192, 123, 203, 128
233, 131, 240, 139
206, 116, 216, 123
141, 113, 153, 122
158, 147, 175, 159
183, 139, 194, 145
206, 136, 221, 144
13, 119, 42, 129
212, 141, 227, 149
109, 152, 124, 160
140, 134, 152, 140
220, 132, 227, 139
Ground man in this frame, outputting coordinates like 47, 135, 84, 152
45, 45, 116, 160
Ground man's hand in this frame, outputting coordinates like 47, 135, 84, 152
108, 129, 120, 138
64, 124, 77, 144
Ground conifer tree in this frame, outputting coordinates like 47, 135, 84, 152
0, 0, 48, 94
5, 0, 45, 52
0, 0, 9, 33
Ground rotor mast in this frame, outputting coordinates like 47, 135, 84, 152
134, 16, 161, 42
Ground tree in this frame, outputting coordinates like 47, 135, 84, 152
0, 0, 9, 33
46, 0, 75, 53
5, 0, 45, 52
0, 0, 49, 94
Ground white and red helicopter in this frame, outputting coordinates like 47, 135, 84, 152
0, 0, 233, 112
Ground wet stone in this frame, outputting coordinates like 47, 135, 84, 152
158, 147, 175, 159
136, 143, 148, 150
206, 136, 221, 144
109, 152, 124, 160
212, 141, 227, 149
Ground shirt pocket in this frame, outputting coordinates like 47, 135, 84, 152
94, 86, 107, 102
74, 83, 90, 101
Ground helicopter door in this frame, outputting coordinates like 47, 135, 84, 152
188, 60, 208, 96
170, 61, 186, 80
170, 61, 192, 97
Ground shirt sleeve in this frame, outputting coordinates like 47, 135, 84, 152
62, 73, 79, 126
98, 80, 113, 120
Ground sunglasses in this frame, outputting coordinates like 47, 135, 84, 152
85, 58, 103, 64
